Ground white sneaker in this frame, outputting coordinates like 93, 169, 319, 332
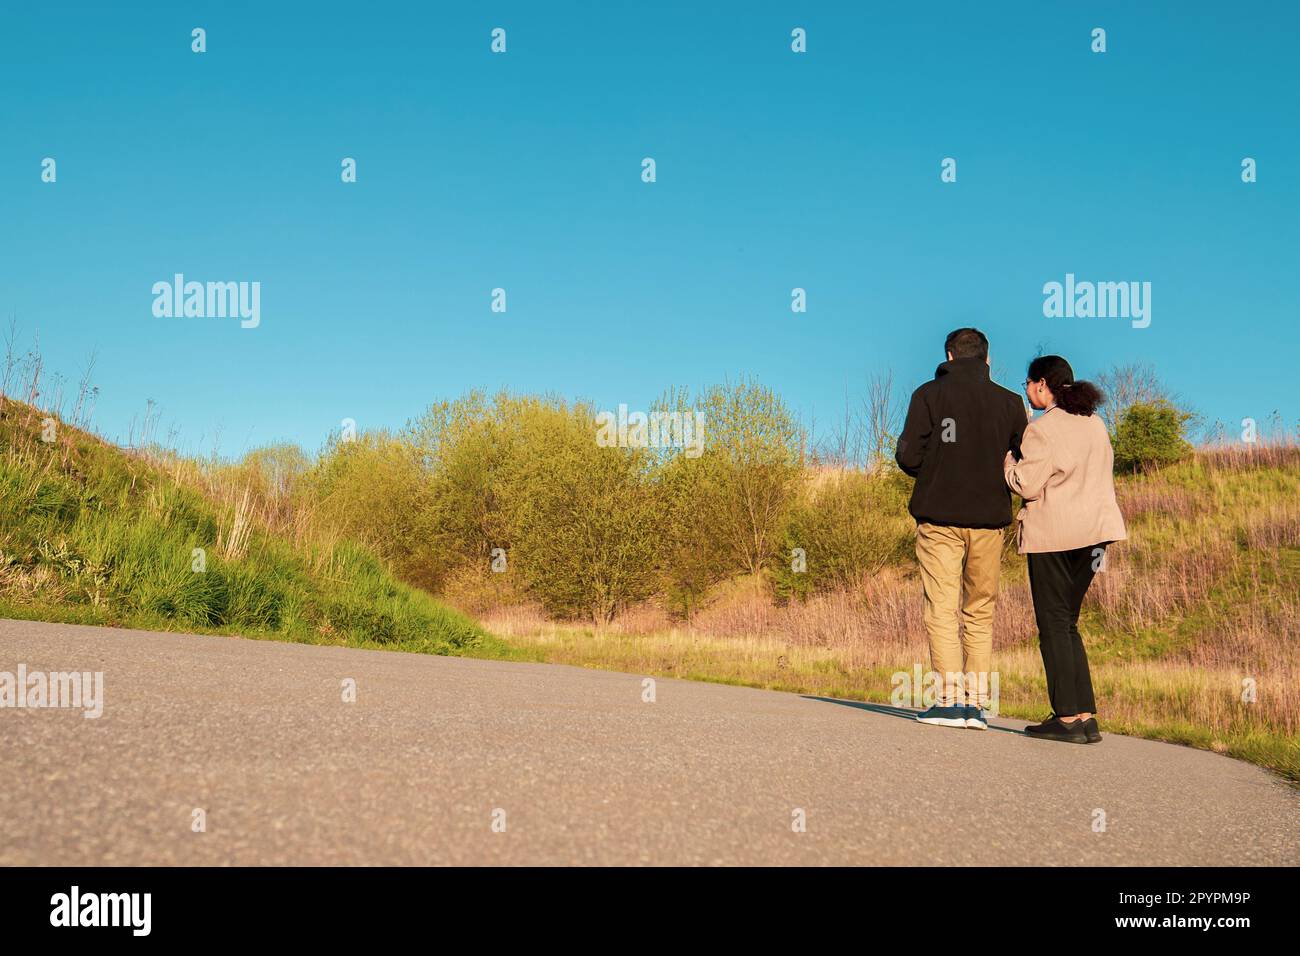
916, 704, 969, 727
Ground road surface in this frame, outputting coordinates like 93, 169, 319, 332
2, 618, 1295, 865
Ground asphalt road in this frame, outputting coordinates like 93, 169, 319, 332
2, 618, 1295, 865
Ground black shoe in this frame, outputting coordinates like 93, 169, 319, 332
1081, 717, 1102, 743
1024, 714, 1089, 744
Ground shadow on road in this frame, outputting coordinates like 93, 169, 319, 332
802, 696, 1026, 737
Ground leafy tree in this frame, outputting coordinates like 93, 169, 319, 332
406, 390, 516, 590
693, 380, 804, 576
499, 399, 662, 622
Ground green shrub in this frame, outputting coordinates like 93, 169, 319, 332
307, 429, 436, 586
1113, 399, 1194, 473
772, 468, 914, 600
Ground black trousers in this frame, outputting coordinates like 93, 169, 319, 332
1027, 544, 1105, 716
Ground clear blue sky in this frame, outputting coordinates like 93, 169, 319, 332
2, 1, 1296, 457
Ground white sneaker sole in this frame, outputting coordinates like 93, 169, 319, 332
916, 717, 968, 728
965, 719, 988, 730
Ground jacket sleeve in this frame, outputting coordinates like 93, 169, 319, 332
1009, 398, 1029, 459
895, 388, 930, 477
1004, 421, 1052, 500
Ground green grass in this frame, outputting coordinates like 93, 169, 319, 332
0, 401, 510, 658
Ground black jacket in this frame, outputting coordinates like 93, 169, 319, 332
895, 357, 1028, 528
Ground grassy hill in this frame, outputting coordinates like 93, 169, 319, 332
0, 399, 509, 658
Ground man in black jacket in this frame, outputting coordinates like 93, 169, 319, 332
895, 328, 1027, 730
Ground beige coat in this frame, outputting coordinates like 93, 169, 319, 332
1003, 408, 1127, 554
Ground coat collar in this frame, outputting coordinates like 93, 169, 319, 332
934, 356, 990, 380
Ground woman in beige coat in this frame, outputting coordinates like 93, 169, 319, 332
1005, 355, 1126, 744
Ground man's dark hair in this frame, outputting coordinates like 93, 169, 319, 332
944, 327, 989, 361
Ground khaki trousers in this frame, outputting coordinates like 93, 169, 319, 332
914, 522, 1003, 708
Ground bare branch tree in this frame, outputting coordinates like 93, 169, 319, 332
863, 370, 903, 472
1095, 363, 1168, 434
822, 386, 862, 469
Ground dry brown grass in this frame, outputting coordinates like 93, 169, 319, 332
475, 445, 1300, 779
